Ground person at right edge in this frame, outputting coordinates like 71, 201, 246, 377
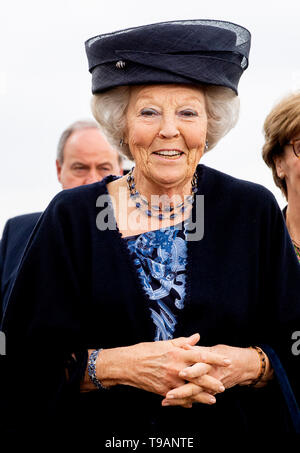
1, 20, 300, 443
262, 91, 300, 262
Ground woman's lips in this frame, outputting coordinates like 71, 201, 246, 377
152, 150, 184, 160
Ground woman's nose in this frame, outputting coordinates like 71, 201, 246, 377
158, 116, 180, 139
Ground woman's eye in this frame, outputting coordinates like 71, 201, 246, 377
140, 108, 159, 116
179, 109, 198, 117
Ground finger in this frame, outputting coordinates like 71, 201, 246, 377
193, 392, 217, 405
190, 374, 225, 394
171, 333, 200, 348
181, 343, 195, 350
166, 382, 203, 400
182, 349, 231, 367
162, 399, 193, 408
162, 392, 216, 407
179, 362, 211, 379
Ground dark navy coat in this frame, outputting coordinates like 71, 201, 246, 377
2, 165, 300, 440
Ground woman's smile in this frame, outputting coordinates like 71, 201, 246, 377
151, 149, 185, 160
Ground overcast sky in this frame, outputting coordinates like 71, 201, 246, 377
1, 0, 300, 233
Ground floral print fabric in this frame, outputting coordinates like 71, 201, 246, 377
125, 223, 188, 341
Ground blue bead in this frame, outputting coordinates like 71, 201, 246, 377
170, 213, 177, 219
146, 210, 152, 217
158, 214, 164, 220
136, 202, 141, 208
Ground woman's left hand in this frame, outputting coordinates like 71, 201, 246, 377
161, 344, 263, 408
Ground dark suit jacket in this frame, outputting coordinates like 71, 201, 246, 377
0, 213, 41, 320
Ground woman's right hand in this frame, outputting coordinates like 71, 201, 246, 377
93, 333, 230, 401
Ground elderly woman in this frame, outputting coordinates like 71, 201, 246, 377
2, 20, 300, 440
262, 92, 300, 262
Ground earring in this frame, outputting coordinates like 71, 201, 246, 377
205, 140, 209, 151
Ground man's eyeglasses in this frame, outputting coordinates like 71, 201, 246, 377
287, 138, 300, 158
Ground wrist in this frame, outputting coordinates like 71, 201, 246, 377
240, 346, 273, 387
95, 346, 133, 388
239, 347, 262, 385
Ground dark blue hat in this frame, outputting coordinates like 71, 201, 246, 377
85, 19, 251, 95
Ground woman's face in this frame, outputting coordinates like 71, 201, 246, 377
275, 136, 300, 196
124, 84, 208, 190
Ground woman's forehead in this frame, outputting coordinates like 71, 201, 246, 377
128, 84, 205, 105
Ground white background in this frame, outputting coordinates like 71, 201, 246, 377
1, 0, 299, 233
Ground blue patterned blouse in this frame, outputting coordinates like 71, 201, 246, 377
124, 223, 188, 341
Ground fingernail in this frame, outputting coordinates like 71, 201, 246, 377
209, 396, 216, 404
179, 371, 187, 377
162, 401, 170, 406
219, 385, 225, 392
223, 359, 231, 365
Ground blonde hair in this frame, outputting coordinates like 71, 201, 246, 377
91, 84, 239, 160
262, 91, 300, 199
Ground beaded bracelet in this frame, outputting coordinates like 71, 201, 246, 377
87, 349, 107, 390
249, 346, 267, 387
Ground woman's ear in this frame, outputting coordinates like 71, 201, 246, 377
273, 155, 285, 179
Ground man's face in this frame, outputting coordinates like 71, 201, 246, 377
56, 128, 122, 189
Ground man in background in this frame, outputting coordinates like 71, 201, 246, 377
0, 120, 123, 319
56, 120, 122, 189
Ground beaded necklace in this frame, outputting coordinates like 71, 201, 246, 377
126, 168, 198, 220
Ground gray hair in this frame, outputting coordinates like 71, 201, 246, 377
56, 119, 124, 165
91, 85, 240, 160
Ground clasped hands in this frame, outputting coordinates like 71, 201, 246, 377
91, 332, 262, 408
122, 332, 260, 409
159, 333, 262, 408
161, 333, 230, 408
